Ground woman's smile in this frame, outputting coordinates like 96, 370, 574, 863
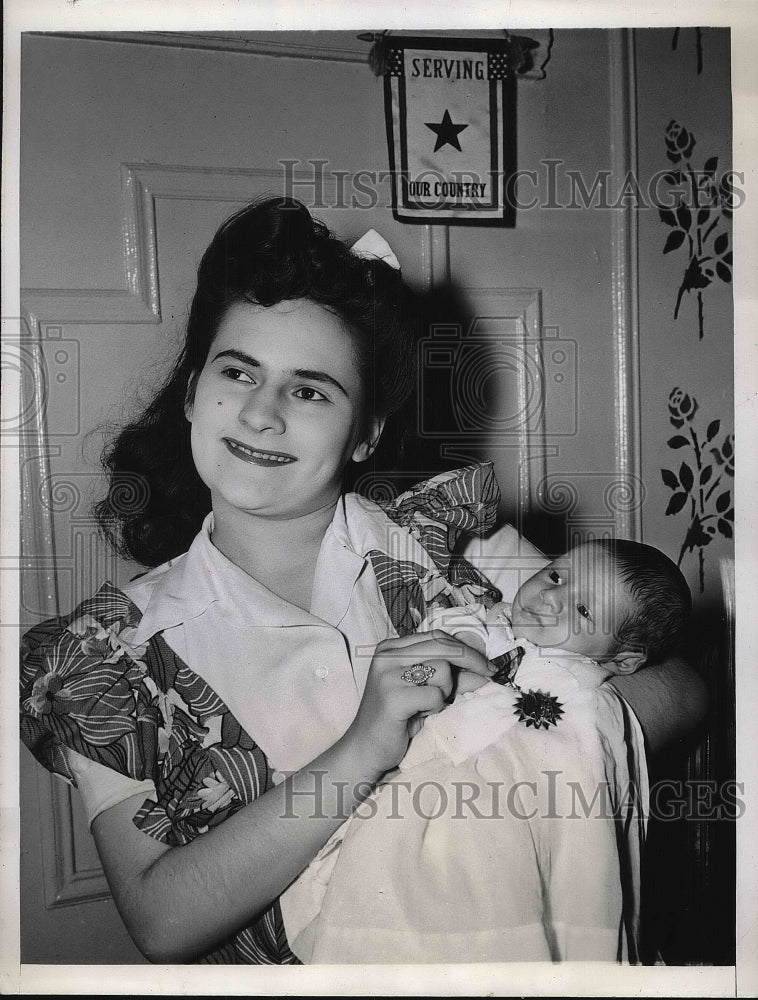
223, 438, 297, 465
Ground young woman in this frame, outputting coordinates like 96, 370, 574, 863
20, 197, 706, 964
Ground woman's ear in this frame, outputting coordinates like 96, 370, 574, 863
352, 415, 386, 463
611, 649, 647, 675
184, 374, 198, 422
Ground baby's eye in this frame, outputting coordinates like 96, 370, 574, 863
548, 569, 562, 584
293, 386, 328, 402
221, 367, 255, 384
576, 603, 592, 620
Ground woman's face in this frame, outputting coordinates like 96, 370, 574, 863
186, 298, 380, 521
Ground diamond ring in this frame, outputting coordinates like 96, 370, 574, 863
400, 662, 436, 686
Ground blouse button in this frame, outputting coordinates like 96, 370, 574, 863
315, 666, 329, 679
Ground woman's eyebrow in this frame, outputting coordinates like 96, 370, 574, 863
291, 368, 348, 397
212, 348, 261, 368
212, 350, 348, 397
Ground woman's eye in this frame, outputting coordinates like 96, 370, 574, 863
294, 386, 328, 402
221, 367, 254, 384
576, 603, 592, 620
548, 570, 562, 584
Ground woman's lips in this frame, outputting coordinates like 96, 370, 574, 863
223, 438, 297, 466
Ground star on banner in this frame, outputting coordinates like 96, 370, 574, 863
425, 109, 469, 152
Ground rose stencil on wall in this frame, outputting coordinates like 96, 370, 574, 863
661, 388, 733, 594
659, 121, 733, 340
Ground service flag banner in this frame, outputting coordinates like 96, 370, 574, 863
383, 36, 516, 225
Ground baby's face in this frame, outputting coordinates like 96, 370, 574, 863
510, 544, 637, 660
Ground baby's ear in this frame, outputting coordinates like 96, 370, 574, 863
610, 649, 646, 675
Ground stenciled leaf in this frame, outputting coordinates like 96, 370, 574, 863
714, 232, 729, 255
676, 204, 692, 230
679, 461, 694, 492
682, 515, 712, 552
659, 208, 677, 227
704, 156, 718, 175
700, 466, 713, 485
706, 419, 721, 441
697, 208, 711, 225
667, 435, 689, 449
718, 518, 733, 539
725, 508, 734, 521
663, 229, 686, 254
716, 490, 731, 513
665, 491, 688, 516
716, 261, 732, 283
661, 468, 679, 489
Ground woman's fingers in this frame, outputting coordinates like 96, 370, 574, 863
399, 658, 454, 701
374, 631, 495, 679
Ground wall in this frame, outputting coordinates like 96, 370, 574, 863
635, 27, 734, 964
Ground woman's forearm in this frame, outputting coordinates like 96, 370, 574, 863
92, 732, 381, 963
608, 654, 709, 755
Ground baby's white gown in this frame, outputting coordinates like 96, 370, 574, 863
280, 608, 648, 964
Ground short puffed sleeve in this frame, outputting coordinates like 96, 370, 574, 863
20, 582, 274, 847
20, 583, 158, 785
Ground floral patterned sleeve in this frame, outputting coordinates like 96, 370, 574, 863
20, 585, 158, 786
20, 582, 274, 848
20, 582, 299, 964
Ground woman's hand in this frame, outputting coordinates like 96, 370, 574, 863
342, 630, 496, 778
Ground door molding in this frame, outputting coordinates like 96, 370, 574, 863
32, 31, 369, 64
608, 28, 642, 541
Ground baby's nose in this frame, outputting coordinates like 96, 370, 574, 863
540, 587, 563, 613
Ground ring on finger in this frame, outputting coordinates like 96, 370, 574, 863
401, 662, 436, 686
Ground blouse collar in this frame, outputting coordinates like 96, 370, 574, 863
129, 502, 370, 644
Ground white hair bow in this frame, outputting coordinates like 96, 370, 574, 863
351, 229, 401, 271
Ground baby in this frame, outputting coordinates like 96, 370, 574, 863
281, 538, 691, 964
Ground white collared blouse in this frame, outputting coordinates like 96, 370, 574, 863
65, 497, 545, 824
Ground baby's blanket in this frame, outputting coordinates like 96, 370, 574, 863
281, 647, 648, 964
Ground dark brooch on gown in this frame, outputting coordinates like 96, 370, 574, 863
513, 689, 565, 730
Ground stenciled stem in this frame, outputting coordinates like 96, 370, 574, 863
689, 426, 703, 487
698, 291, 704, 339
674, 280, 687, 320
702, 218, 719, 244
704, 475, 722, 504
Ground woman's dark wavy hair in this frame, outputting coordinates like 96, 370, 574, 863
95, 197, 420, 567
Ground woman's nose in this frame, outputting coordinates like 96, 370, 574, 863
238, 389, 285, 434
